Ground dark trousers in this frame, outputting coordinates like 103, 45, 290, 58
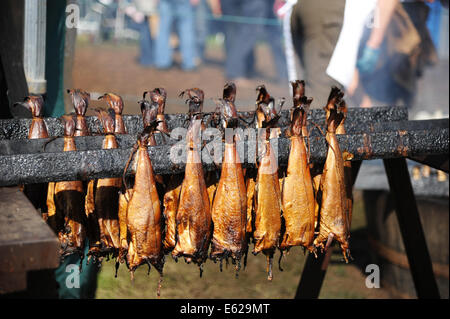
128, 16, 153, 66
222, 0, 287, 81
291, 0, 345, 108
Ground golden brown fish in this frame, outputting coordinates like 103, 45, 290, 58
336, 100, 353, 230
210, 83, 247, 272
253, 139, 281, 280
162, 175, 182, 252
280, 87, 315, 253
118, 189, 133, 263
172, 89, 212, 272
251, 85, 284, 280
313, 87, 351, 262
126, 124, 164, 294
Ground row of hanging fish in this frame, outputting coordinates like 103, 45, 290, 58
20, 82, 353, 296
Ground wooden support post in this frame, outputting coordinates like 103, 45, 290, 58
0, 0, 30, 118
383, 158, 440, 299
295, 160, 362, 299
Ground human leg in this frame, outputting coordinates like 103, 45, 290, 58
291, 0, 345, 108
155, 0, 174, 69
175, 0, 197, 70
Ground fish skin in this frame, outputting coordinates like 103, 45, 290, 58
314, 116, 350, 261
172, 119, 212, 265
162, 175, 182, 252
118, 189, 132, 262
253, 140, 281, 256
336, 102, 353, 231
210, 141, 247, 262
245, 173, 256, 236
280, 135, 315, 252
126, 142, 164, 272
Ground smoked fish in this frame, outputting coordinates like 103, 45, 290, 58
280, 83, 315, 253
313, 87, 351, 262
172, 89, 212, 271
210, 83, 247, 272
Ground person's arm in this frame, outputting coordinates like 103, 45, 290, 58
207, 0, 222, 17
356, 0, 398, 75
366, 0, 398, 49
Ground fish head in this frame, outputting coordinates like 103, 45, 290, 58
138, 98, 158, 129
180, 88, 204, 118
67, 89, 90, 116
151, 88, 167, 115
94, 107, 116, 134
98, 93, 124, 115
223, 82, 236, 103
291, 80, 305, 107
15, 95, 45, 118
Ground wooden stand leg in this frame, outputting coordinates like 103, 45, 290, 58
383, 158, 440, 299
294, 160, 362, 299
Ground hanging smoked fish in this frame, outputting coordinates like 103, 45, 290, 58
209, 83, 247, 274
98, 93, 127, 134
86, 109, 122, 260
280, 82, 315, 253
143, 88, 180, 253
125, 123, 164, 295
15, 95, 50, 216
252, 85, 284, 281
138, 88, 178, 253
313, 87, 351, 262
67, 89, 90, 136
117, 98, 159, 265
336, 100, 354, 230
47, 115, 87, 263
172, 88, 212, 274
244, 85, 272, 244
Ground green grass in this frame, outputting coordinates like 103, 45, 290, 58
95, 191, 388, 299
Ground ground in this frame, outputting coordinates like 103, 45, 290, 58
72, 40, 291, 115
94, 191, 390, 299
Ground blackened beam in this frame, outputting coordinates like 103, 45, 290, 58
0, 119, 447, 156
0, 106, 408, 140
0, 127, 447, 186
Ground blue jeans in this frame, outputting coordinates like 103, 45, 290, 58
224, 0, 287, 81
155, 0, 196, 70
128, 16, 153, 66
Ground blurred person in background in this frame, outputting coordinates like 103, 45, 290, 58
125, 0, 157, 67
350, 0, 441, 108
155, 0, 198, 71
195, 0, 222, 64
290, 0, 346, 109
221, 0, 288, 85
